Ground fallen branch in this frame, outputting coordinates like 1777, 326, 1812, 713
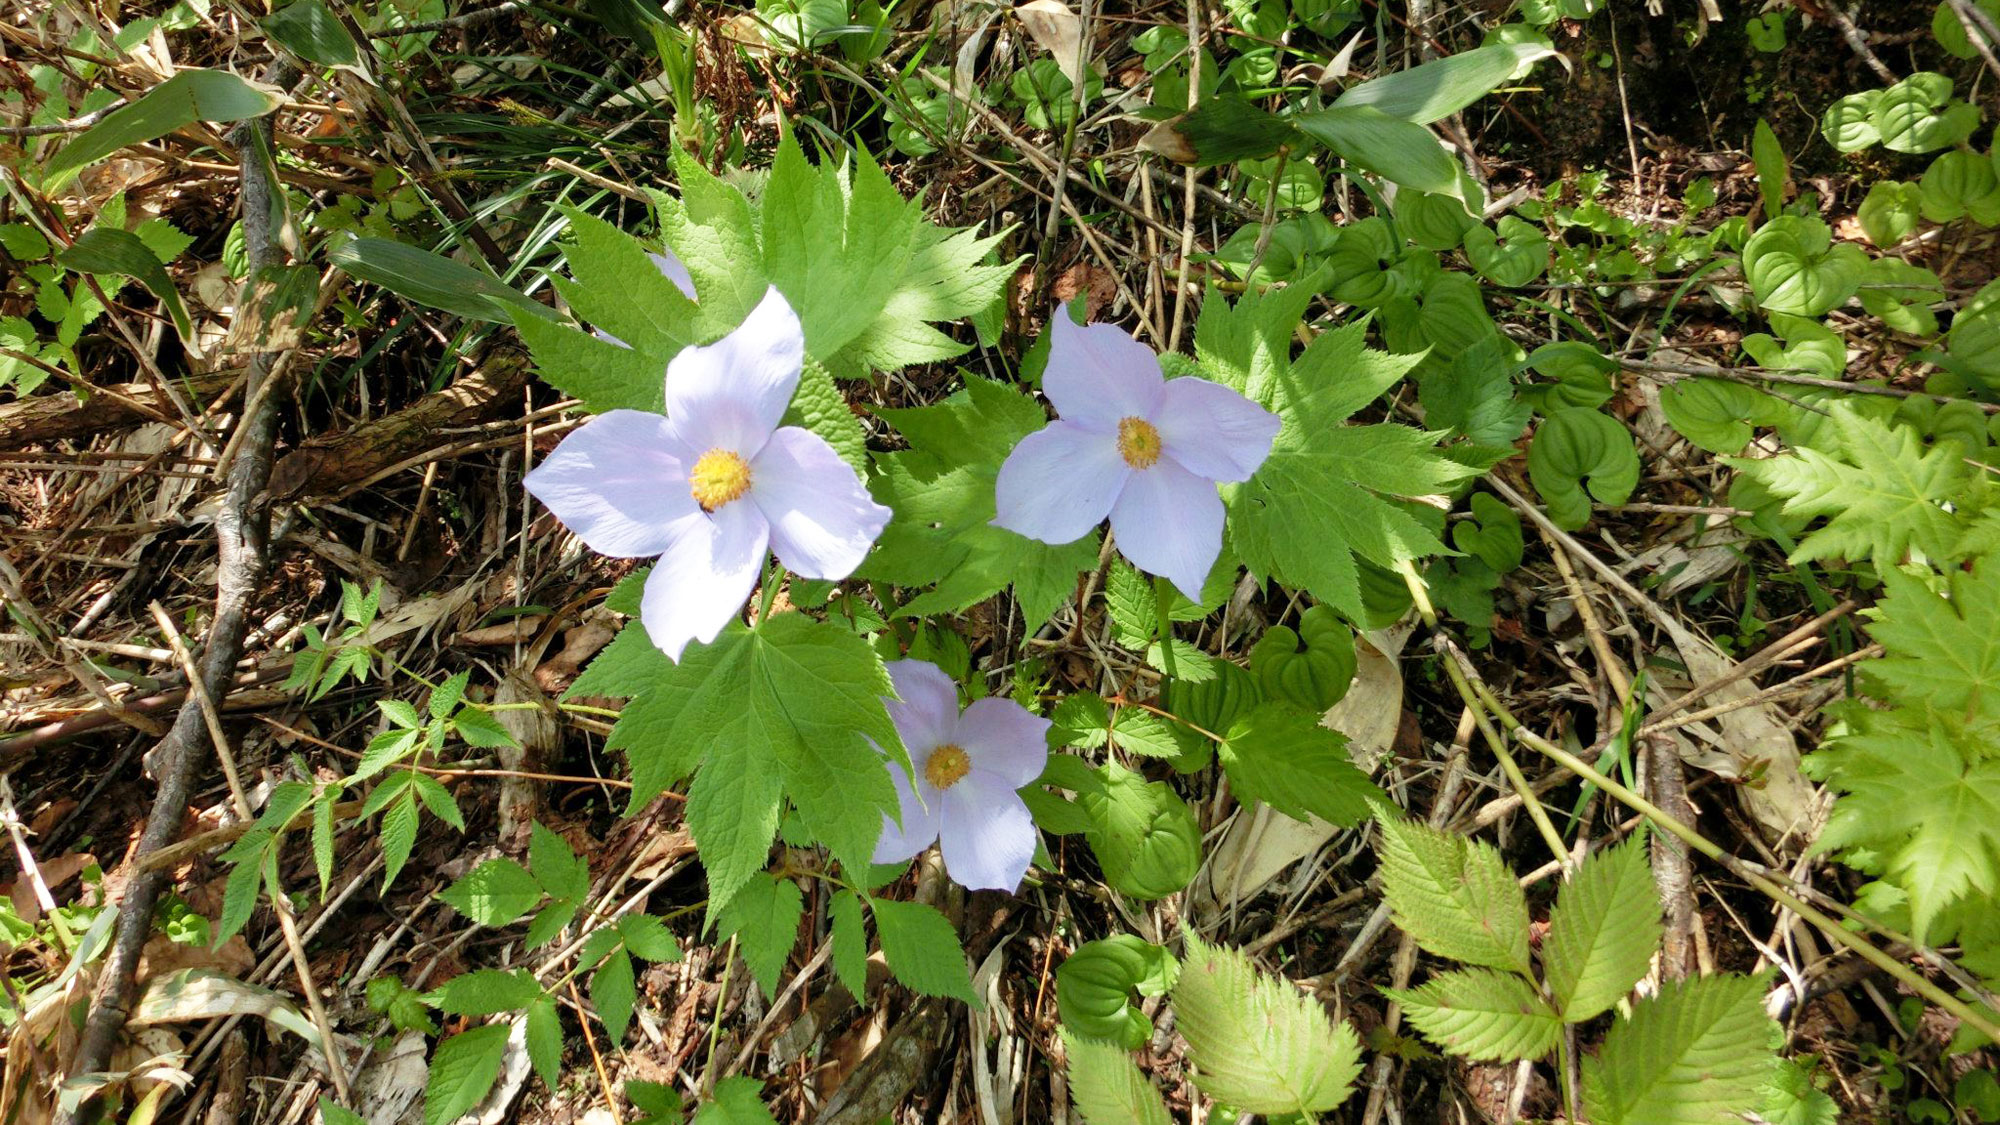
60, 65, 299, 1125
0, 370, 237, 449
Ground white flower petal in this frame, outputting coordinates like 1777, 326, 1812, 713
663, 286, 802, 456
750, 427, 890, 580
939, 777, 1037, 892
1152, 376, 1282, 483
648, 250, 697, 300
1109, 459, 1224, 602
953, 698, 1051, 789
1043, 316, 1165, 432
638, 501, 769, 662
523, 410, 695, 557
992, 422, 1129, 545
873, 757, 942, 865
885, 660, 961, 756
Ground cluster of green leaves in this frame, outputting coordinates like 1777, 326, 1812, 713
0, 194, 197, 392
1061, 932, 1363, 1121
1378, 820, 1780, 1123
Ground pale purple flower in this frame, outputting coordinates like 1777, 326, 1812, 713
593, 249, 697, 348
993, 316, 1281, 600
872, 660, 1050, 892
526, 287, 890, 661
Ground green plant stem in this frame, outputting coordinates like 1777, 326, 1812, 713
1152, 576, 1180, 681
755, 562, 787, 626
1464, 677, 2000, 1045
1399, 562, 1569, 866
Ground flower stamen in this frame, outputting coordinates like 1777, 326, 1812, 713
688, 448, 752, 511
1117, 417, 1163, 469
924, 744, 972, 790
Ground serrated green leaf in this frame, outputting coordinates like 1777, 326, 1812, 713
513, 311, 667, 412
451, 706, 517, 750
871, 897, 978, 1003
567, 622, 669, 701
1582, 973, 1778, 1125
1544, 837, 1661, 1022
216, 838, 268, 944
1173, 932, 1362, 1114
433, 969, 543, 1016
1730, 404, 1978, 568
439, 858, 543, 927
530, 822, 590, 904
1062, 1031, 1173, 1125
1222, 317, 1472, 619
424, 1024, 511, 1125
1376, 817, 1532, 974
318, 1097, 366, 1125
721, 874, 804, 999
1108, 708, 1202, 760
1389, 968, 1562, 1060
1866, 561, 2000, 727
592, 947, 638, 1041
1220, 702, 1382, 826
617, 913, 683, 962
829, 889, 869, 999
556, 208, 697, 358
525, 996, 562, 1091
781, 356, 865, 471
380, 792, 419, 892
692, 1076, 778, 1124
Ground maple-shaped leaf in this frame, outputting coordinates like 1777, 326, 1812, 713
1731, 404, 1982, 569
1201, 302, 1477, 621
1866, 562, 2000, 727
861, 376, 1099, 629
1816, 706, 2000, 940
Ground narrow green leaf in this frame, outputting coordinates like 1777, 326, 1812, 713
380, 792, 419, 891
591, 947, 638, 1042
264, 0, 360, 66
1331, 42, 1555, 124
46, 69, 285, 186
58, 227, 191, 340
525, 996, 562, 1090
330, 236, 552, 324
829, 889, 869, 999
1295, 105, 1462, 196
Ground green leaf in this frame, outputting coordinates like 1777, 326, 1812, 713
1858, 180, 1922, 248
1867, 562, 2000, 727
829, 889, 869, 999
783, 357, 866, 471
433, 969, 544, 1016
1920, 149, 2000, 224
1742, 215, 1867, 317
1172, 932, 1362, 1115
216, 835, 269, 944
439, 858, 544, 927
1217, 316, 1472, 620
1248, 605, 1357, 711
319, 1098, 367, 1125
1543, 837, 1661, 1022
1821, 90, 1883, 152
264, 0, 360, 66
1763, 1057, 1840, 1125
591, 947, 638, 1041
451, 706, 517, 750
1582, 973, 1778, 1125
871, 897, 979, 1004
1527, 408, 1640, 529
1858, 259, 1943, 336
606, 618, 900, 919
1751, 118, 1787, 221
865, 377, 1098, 629
1330, 42, 1555, 124
0, 222, 52, 261
45, 69, 286, 188
1389, 968, 1562, 1060
692, 1077, 778, 1125
1062, 1031, 1174, 1125
567, 620, 669, 700
58, 227, 191, 340
1220, 703, 1382, 826
424, 1024, 511, 1125
530, 823, 590, 905
1295, 105, 1463, 196
1462, 216, 1548, 288
1057, 935, 1178, 1049
1740, 313, 1846, 381
525, 996, 562, 1090
617, 914, 683, 962
380, 791, 419, 891
1872, 72, 1981, 154
1108, 708, 1202, 760
1376, 816, 1532, 974
1079, 763, 1201, 900
720, 873, 804, 999
1730, 404, 1978, 568
1453, 493, 1525, 572
329, 236, 551, 324
555, 208, 698, 359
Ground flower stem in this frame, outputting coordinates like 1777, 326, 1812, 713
755, 561, 787, 627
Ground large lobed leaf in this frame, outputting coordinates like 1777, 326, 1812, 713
1172, 932, 1362, 1115
1865, 561, 2000, 728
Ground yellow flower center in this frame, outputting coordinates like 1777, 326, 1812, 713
924, 744, 972, 790
688, 448, 752, 511
1117, 417, 1162, 469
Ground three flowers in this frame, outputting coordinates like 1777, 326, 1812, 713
525, 261, 1279, 888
